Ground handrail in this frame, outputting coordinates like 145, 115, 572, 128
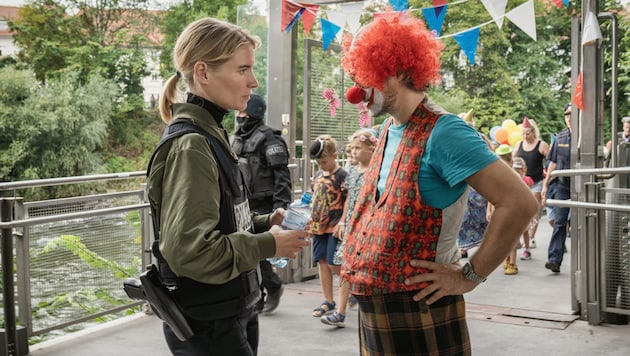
0, 171, 147, 191
546, 198, 630, 212
0, 203, 149, 229
550, 166, 630, 177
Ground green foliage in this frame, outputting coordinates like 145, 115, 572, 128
0, 67, 116, 190
40, 234, 137, 278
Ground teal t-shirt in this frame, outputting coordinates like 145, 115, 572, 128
377, 114, 497, 209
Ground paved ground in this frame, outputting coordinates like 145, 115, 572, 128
28, 216, 630, 355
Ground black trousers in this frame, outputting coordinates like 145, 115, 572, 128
260, 259, 283, 294
163, 306, 259, 356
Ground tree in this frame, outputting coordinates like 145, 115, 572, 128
158, 0, 248, 79
0, 66, 117, 194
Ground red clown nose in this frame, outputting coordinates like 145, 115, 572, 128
345, 86, 368, 104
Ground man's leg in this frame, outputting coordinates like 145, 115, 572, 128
260, 260, 284, 313
546, 182, 570, 272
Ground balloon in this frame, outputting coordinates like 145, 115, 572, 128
502, 119, 517, 131
489, 126, 501, 141
516, 123, 523, 132
508, 130, 523, 146
494, 128, 509, 144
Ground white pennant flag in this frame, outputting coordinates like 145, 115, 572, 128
581, 11, 602, 45
341, 2, 365, 35
505, 0, 537, 41
326, 10, 348, 43
481, 0, 508, 28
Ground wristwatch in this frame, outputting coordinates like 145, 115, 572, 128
462, 262, 487, 284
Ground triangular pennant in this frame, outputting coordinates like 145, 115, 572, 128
301, 5, 319, 35
285, 8, 304, 33
481, 0, 508, 28
389, 0, 409, 12
573, 71, 584, 110
421, 5, 448, 37
433, 0, 447, 6
321, 18, 342, 50
505, 0, 537, 41
454, 27, 480, 65
551, 0, 563, 7
562, 0, 569, 7
326, 10, 347, 43
281, 0, 304, 32
582, 11, 602, 46
342, 2, 364, 35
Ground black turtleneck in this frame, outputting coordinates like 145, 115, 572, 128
186, 93, 228, 129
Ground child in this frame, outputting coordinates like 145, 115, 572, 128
308, 135, 348, 317
321, 129, 377, 328
513, 157, 536, 261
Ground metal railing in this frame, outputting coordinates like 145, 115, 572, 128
0, 163, 320, 355
0, 173, 150, 356
546, 166, 630, 325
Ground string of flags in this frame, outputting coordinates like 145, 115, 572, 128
280, 0, 569, 65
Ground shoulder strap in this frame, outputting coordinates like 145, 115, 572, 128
147, 120, 240, 242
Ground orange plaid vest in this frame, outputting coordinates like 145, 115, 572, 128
341, 102, 442, 295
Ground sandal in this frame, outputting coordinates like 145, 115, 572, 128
312, 301, 336, 317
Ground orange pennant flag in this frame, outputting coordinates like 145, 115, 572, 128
572, 71, 584, 110
301, 4, 319, 35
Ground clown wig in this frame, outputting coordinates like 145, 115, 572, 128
341, 15, 444, 91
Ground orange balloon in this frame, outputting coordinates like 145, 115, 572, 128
494, 128, 509, 144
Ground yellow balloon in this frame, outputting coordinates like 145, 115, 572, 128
502, 119, 517, 131
508, 130, 522, 146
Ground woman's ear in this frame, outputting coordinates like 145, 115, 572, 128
193, 61, 209, 84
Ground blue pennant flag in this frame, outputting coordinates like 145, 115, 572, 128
454, 27, 481, 65
421, 5, 448, 37
388, 0, 409, 12
285, 8, 305, 33
321, 18, 342, 50
562, 0, 569, 7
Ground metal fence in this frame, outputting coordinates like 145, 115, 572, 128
0, 172, 150, 356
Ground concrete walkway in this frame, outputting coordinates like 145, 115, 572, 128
29, 216, 630, 355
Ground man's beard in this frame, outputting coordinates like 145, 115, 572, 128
368, 89, 386, 117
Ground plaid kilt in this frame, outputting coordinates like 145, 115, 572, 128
355, 292, 471, 356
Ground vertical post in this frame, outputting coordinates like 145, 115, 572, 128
1, 198, 17, 356
266, 0, 298, 158
583, 182, 602, 325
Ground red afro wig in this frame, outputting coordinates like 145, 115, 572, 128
341, 15, 444, 91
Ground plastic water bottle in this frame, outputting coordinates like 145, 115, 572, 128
271, 193, 312, 269
268, 257, 288, 268
281, 192, 312, 230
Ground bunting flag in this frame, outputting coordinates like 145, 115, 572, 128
551, 0, 563, 8
389, 0, 409, 12
281, 0, 304, 32
326, 10, 347, 43
301, 6, 318, 35
573, 71, 584, 110
563, 0, 569, 7
422, 5, 448, 36
454, 27, 480, 65
342, 2, 364, 35
321, 18, 342, 50
481, 0, 508, 29
505, 0, 537, 41
581, 11, 602, 46
277, 0, 539, 56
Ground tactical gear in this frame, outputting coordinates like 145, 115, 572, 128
232, 124, 291, 209
145, 119, 260, 320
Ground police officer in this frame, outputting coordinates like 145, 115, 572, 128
232, 94, 292, 313
542, 103, 572, 273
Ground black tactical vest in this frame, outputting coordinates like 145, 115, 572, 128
147, 120, 259, 320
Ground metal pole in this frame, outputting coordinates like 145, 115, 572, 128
1, 198, 17, 356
